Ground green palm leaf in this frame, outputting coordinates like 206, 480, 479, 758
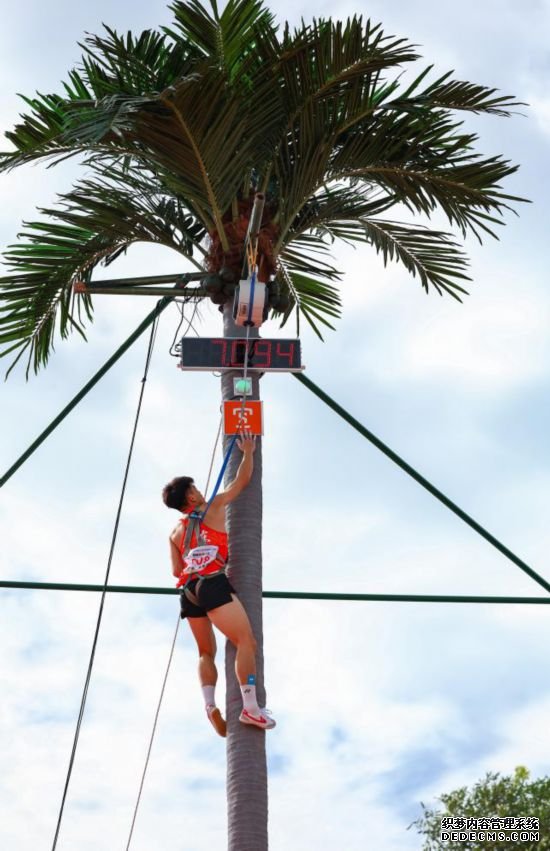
277, 268, 342, 339
358, 219, 470, 299
390, 66, 523, 116
166, 0, 277, 77
0, 175, 205, 374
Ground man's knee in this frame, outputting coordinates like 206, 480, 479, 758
198, 643, 216, 660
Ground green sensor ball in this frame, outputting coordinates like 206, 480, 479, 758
234, 377, 252, 396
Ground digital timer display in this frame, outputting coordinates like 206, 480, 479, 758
179, 337, 302, 372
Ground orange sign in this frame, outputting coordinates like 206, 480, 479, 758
223, 400, 264, 436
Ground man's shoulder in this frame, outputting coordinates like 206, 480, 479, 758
170, 518, 185, 542
201, 500, 227, 531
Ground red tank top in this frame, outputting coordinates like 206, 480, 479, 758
176, 517, 229, 587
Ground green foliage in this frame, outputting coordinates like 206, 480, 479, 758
0, 0, 525, 374
0, 166, 206, 375
411, 767, 550, 850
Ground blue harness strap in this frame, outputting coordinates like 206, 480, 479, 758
246, 269, 257, 327
198, 433, 238, 524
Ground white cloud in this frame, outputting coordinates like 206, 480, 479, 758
525, 93, 550, 139
337, 249, 550, 393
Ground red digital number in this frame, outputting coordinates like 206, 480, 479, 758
212, 339, 227, 366
253, 340, 271, 369
276, 341, 295, 367
230, 340, 247, 366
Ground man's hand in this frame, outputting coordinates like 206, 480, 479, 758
237, 432, 256, 454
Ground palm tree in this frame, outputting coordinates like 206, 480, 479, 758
0, 1, 523, 848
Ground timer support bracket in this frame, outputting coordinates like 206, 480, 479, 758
73, 272, 210, 300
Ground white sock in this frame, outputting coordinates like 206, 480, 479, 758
240, 675, 260, 714
202, 684, 216, 708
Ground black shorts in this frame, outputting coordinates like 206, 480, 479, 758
179, 573, 236, 619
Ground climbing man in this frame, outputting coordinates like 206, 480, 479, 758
162, 432, 276, 737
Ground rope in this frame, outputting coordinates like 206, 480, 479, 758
204, 416, 223, 496
125, 614, 180, 851
293, 372, 550, 596
246, 269, 257, 326
51, 315, 160, 851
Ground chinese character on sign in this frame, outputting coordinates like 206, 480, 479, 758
223, 400, 264, 436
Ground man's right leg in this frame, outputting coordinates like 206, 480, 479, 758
187, 616, 226, 737
207, 596, 275, 730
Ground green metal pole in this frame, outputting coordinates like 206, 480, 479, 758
0, 297, 172, 488
294, 372, 550, 595
86, 272, 206, 287
1, 579, 549, 604
82, 286, 207, 298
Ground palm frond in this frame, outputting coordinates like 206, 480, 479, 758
267, 28, 525, 247
277, 266, 342, 339
276, 15, 418, 115
279, 232, 343, 283
358, 219, 471, 299
286, 185, 393, 242
78, 25, 196, 96
269, 16, 420, 240
0, 178, 205, 375
390, 67, 523, 116
3, 67, 281, 238
166, 0, 277, 78
322, 88, 524, 240
334, 159, 521, 241
0, 25, 194, 173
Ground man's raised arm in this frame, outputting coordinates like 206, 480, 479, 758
213, 433, 256, 506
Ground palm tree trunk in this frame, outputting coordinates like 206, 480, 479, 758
222, 302, 268, 851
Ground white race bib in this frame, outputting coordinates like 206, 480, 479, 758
183, 545, 219, 575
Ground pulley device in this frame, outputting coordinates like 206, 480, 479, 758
233, 193, 269, 328
233, 276, 268, 327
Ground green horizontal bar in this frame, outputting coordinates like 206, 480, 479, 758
0, 580, 548, 604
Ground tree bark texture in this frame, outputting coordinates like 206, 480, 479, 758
222, 303, 268, 851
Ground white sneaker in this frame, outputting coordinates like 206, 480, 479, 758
206, 704, 227, 737
239, 707, 277, 730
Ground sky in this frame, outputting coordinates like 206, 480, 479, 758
1, 1, 550, 849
